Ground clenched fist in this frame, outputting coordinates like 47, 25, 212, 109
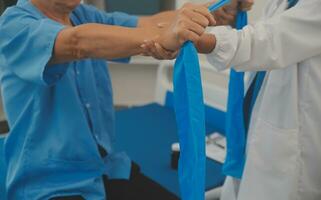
156, 2, 216, 51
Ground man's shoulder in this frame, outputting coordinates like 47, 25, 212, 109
0, 3, 40, 28
0, 3, 55, 40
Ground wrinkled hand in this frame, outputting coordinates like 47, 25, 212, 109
141, 40, 178, 60
140, 0, 255, 60
156, 2, 216, 51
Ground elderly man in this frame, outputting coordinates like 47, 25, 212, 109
0, 0, 217, 199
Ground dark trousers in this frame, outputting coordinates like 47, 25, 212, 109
51, 163, 179, 200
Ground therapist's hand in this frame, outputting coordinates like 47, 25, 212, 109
212, 0, 254, 26
212, 6, 237, 26
156, 2, 216, 51
239, 0, 255, 11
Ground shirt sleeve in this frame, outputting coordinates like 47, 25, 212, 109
74, 4, 139, 63
206, 0, 321, 72
75, 4, 138, 28
0, 13, 67, 86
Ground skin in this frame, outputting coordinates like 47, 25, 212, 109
156, 2, 216, 51
30, 0, 215, 64
239, 0, 255, 11
142, 0, 255, 59
195, 0, 255, 54
141, 1, 219, 59
196, 0, 255, 53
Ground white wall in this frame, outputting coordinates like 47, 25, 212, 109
109, 61, 159, 106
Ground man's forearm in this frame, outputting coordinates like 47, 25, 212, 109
52, 23, 162, 64
138, 11, 177, 27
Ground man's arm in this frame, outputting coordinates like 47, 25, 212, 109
140, 0, 251, 58
51, 24, 160, 64
138, 11, 177, 28
51, 3, 214, 64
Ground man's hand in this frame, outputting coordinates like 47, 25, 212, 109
156, 2, 216, 51
141, 41, 178, 60
140, 0, 255, 60
141, 2, 216, 59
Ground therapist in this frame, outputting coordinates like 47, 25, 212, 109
144, 0, 321, 199
0, 0, 216, 199
205, 0, 321, 199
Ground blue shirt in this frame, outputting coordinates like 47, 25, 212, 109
0, 1, 138, 199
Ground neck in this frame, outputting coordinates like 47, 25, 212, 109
30, 0, 72, 26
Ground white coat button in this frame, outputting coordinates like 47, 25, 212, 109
85, 103, 91, 109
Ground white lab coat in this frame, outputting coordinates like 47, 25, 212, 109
206, 0, 321, 199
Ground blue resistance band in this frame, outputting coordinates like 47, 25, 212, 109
223, 11, 248, 179
288, 0, 299, 8
173, 1, 230, 199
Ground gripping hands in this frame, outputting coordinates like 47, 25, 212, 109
141, 0, 255, 60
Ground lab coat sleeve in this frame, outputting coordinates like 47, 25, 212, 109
0, 14, 67, 86
206, 0, 321, 71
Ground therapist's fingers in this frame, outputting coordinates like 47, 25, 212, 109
213, 7, 236, 26
239, 0, 254, 11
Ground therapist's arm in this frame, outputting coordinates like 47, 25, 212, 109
206, 0, 321, 71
